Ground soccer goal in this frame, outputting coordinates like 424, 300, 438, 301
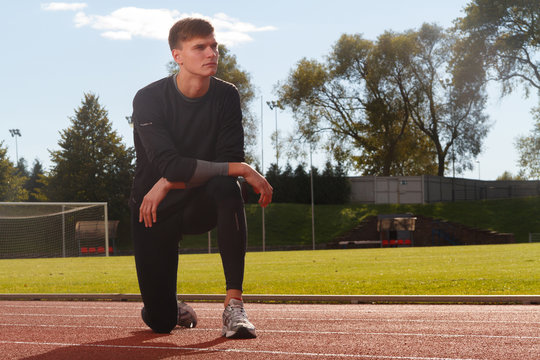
0, 202, 111, 259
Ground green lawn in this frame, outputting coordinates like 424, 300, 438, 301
1, 243, 539, 295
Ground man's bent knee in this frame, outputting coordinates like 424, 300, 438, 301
141, 306, 177, 334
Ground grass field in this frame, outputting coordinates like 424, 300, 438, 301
1, 243, 539, 295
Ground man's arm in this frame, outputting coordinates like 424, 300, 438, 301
133, 88, 198, 183
139, 162, 272, 227
138, 159, 228, 227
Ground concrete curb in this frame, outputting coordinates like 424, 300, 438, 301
0, 293, 538, 304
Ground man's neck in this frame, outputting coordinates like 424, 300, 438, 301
176, 72, 211, 98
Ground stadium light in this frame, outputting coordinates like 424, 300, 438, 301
9, 129, 21, 165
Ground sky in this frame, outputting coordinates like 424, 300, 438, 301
0, 0, 537, 181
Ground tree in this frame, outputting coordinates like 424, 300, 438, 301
316, 161, 351, 204
168, 45, 258, 164
0, 141, 28, 201
263, 162, 350, 204
47, 93, 135, 219
455, 0, 540, 95
456, 1, 540, 179
403, 24, 490, 176
277, 35, 436, 176
515, 106, 540, 179
25, 159, 47, 201
350, 32, 438, 175
277, 25, 488, 176
496, 170, 524, 180
15, 157, 29, 178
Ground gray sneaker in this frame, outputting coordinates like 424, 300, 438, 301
178, 301, 197, 328
222, 298, 257, 338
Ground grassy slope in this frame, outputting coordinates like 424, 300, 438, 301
181, 197, 540, 249
1, 244, 539, 295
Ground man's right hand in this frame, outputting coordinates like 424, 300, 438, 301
229, 163, 273, 208
139, 177, 186, 227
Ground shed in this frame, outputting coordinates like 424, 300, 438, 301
377, 214, 416, 247
75, 220, 119, 255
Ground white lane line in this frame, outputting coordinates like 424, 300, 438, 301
1, 313, 140, 318
1, 323, 538, 340
2, 303, 538, 314
258, 317, 540, 325
0, 340, 482, 360
0, 323, 145, 330
2, 313, 539, 325
261, 329, 540, 340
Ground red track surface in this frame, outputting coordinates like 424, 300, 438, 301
0, 300, 539, 359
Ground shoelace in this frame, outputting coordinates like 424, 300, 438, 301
228, 305, 249, 324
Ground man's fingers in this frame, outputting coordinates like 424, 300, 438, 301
258, 185, 273, 208
139, 200, 154, 228
151, 205, 157, 224
143, 205, 150, 228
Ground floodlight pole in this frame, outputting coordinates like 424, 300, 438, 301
104, 204, 109, 257
310, 142, 315, 250
260, 96, 266, 252
9, 129, 21, 165
62, 205, 66, 258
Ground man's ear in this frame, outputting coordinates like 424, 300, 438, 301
172, 49, 183, 65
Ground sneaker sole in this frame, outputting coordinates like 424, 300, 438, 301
222, 326, 257, 339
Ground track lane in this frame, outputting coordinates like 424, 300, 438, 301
0, 301, 538, 360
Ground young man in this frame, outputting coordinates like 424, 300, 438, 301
130, 17, 272, 338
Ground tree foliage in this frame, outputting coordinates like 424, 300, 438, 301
496, 170, 524, 180
404, 24, 490, 176
0, 142, 28, 201
263, 162, 350, 204
168, 45, 258, 164
456, 0, 540, 180
47, 93, 135, 219
455, 0, 540, 95
277, 24, 489, 176
25, 159, 47, 201
515, 106, 540, 179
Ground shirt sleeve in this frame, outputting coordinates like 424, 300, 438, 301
214, 85, 245, 162
132, 89, 197, 182
186, 160, 229, 188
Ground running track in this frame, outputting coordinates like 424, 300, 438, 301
0, 301, 538, 359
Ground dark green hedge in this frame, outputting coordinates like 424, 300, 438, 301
243, 162, 350, 204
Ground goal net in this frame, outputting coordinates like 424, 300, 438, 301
0, 202, 110, 259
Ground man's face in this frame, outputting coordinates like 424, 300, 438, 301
173, 34, 219, 78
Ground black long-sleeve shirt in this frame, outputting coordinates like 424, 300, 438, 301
130, 75, 245, 209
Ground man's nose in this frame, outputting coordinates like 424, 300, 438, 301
206, 47, 218, 58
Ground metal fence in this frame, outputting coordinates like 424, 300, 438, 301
349, 175, 540, 204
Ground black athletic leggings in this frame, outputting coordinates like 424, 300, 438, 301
131, 176, 247, 333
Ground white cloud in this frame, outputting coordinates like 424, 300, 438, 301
46, 5, 276, 47
41, 2, 87, 11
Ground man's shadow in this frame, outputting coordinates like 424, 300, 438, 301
21, 329, 232, 360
